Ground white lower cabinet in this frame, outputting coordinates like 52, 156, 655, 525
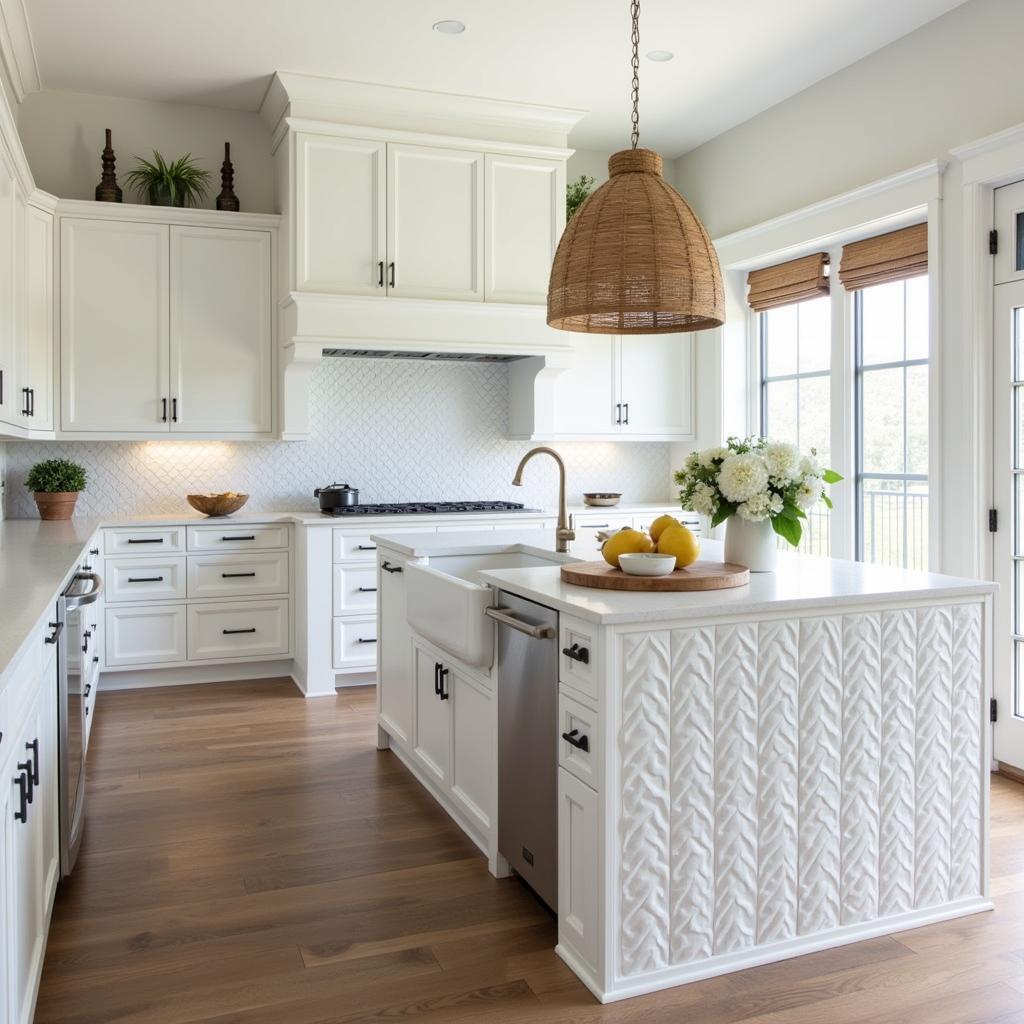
332, 564, 379, 613
187, 551, 290, 600
412, 644, 451, 787
106, 556, 186, 603
449, 668, 493, 834
332, 615, 377, 670
376, 550, 415, 741
106, 604, 187, 666
187, 601, 289, 661
558, 767, 599, 976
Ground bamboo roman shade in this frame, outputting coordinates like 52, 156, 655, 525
746, 253, 829, 312
838, 223, 928, 290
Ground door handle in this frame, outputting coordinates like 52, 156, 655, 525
26, 739, 40, 787
128, 576, 164, 583
128, 537, 163, 544
44, 621, 64, 644
623, 402, 629, 425
13, 772, 28, 823
222, 628, 256, 635
377, 260, 384, 287
562, 643, 590, 664
381, 561, 403, 574
161, 397, 168, 422
615, 402, 621, 425
17, 760, 34, 804
28, 388, 34, 416
439, 666, 450, 701
172, 397, 178, 423
562, 728, 590, 753
356, 637, 377, 644
434, 661, 442, 696
357, 586, 378, 593
21, 387, 29, 416
357, 544, 377, 551
484, 606, 555, 639
221, 572, 257, 578
221, 535, 256, 542
388, 262, 395, 288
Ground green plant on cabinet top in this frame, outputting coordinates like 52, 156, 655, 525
125, 151, 212, 208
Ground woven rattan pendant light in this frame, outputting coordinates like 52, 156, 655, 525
547, 0, 724, 334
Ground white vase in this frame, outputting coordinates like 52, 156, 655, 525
724, 516, 777, 572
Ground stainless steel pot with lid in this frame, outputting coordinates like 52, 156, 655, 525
314, 482, 359, 510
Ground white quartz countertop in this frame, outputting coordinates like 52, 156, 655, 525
373, 528, 996, 624
0, 518, 102, 688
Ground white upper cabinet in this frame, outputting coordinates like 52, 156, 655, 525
0, 148, 14, 427
295, 134, 385, 295
551, 334, 618, 435
170, 225, 272, 434
387, 144, 483, 302
60, 218, 170, 433
617, 334, 695, 437
23, 204, 54, 430
484, 154, 563, 304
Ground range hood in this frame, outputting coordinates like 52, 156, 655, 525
322, 348, 526, 362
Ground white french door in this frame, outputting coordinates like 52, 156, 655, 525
992, 179, 1024, 769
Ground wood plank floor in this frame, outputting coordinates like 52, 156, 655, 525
35, 678, 1024, 1024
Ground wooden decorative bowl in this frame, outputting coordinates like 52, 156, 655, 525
187, 493, 249, 517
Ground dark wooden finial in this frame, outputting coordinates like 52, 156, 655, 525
94, 128, 122, 203
216, 141, 240, 212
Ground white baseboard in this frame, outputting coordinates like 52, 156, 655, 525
98, 660, 299, 691
595, 896, 994, 1004
336, 671, 375, 689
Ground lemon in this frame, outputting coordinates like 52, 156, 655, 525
649, 513, 681, 543
601, 528, 655, 568
657, 525, 700, 568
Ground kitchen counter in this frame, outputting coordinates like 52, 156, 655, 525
0, 518, 101, 689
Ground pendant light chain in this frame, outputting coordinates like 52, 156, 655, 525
630, 0, 640, 149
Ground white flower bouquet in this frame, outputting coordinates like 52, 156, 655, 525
674, 437, 842, 547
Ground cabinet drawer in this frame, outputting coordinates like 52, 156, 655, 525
332, 615, 378, 668
559, 615, 597, 704
558, 692, 600, 790
106, 556, 186, 603
333, 565, 379, 613
572, 513, 634, 532
333, 526, 427, 563
187, 600, 289, 661
187, 552, 290, 599
558, 767, 599, 976
106, 605, 187, 666
105, 526, 185, 555
186, 524, 289, 552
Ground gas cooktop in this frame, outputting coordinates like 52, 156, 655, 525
320, 501, 538, 518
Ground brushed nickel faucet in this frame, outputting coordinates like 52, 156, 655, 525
512, 447, 575, 553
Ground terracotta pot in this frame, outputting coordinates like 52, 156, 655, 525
34, 491, 80, 521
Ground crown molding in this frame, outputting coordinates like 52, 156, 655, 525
260, 72, 585, 150
0, 0, 40, 105
53, 198, 281, 229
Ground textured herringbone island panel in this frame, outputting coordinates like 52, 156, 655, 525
618, 603, 986, 980
4, 357, 671, 518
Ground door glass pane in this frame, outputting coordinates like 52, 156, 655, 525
797, 296, 830, 373
905, 276, 929, 360
861, 478, 905, 568
764, 379, 798, 444
764, 305, 798, 376
861, 281, 905, 365
861, 367, 905, 473
799, 375, 831, 466
906, 364, 928, 475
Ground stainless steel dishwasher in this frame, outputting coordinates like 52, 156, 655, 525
488, 590, 559, 910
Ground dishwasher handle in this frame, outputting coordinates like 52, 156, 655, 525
485, 606, 555, 640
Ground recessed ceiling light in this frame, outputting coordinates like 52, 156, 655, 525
433, 20, 466, 34
646, 50, 674, 62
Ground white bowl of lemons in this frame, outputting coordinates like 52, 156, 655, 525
618, 552, 677, 576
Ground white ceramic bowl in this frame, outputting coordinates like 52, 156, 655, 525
618, 552, 677, 577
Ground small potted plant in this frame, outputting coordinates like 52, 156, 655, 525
566, 174, 595, 221
26, 459, 87, 521
125, 150, 211, 207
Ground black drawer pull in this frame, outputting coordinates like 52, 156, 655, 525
223, 628, 257, 635
562, 643, 590, 665
434, 661, 442, 696
127, 538, 163, 544
562, 729, 590, 753
357, 544, 377, 551
26, 739, 40, 786
222, 572, 257, 578
89, 547, 100, 556
439, 666, 450, 701
85, 683, 92, 698
17, 759, 34, 804
381, 561, 403, 574
221, 535, 256, 542
128, 576, 164, 583
44, 621, 64, 645
13, 773, 29, 823
357, 586, 378, 593
356, 637, 377, 644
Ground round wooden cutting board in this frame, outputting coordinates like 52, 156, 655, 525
560, 560, 750, 592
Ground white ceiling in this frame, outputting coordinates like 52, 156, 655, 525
24, 0, 968, 156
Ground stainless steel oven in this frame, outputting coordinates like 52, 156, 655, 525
58, 570, 102, 877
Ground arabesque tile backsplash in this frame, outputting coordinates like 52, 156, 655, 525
4, 358, 674, 518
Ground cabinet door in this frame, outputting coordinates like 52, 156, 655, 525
378, 555, 413, 745
387, 144, 483, 301
450, 668, 494, 835
0, 758, 11, 1022
412, 645, 450, 787
24, 205, 53, 430
295, 134, 386, 295
0, 149, 14, 426
39, 646, 60, 903
170, 226, 272, 434
558, 767, 599, 976
9, 705, 45, 1024
484, 155, 563, 304
617, 334, 695, 438
60, 218, 170, 433
105, 605, 186, 666
552, 333, 618, 435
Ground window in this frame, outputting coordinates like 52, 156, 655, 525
855, 276, 929, 570
758, 295, 831, 555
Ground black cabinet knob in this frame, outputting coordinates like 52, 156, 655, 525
381, 561, 403, 574
562, 643, 590, 665
562, 729, 590, 753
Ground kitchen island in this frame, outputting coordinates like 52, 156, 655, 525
374, 529, 996, 1003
